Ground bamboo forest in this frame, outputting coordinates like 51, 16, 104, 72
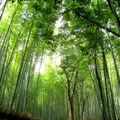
0, 0, 120, 120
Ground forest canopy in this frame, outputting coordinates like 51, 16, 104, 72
0, 0, 120, 120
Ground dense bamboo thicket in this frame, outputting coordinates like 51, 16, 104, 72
0, 0, 120, 120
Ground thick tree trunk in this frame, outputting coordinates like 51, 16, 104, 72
93, 50, 107, 120
101, 38, 117, 120
69, 97, 74, 120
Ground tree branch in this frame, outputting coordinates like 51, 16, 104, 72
61, 8, 120, 37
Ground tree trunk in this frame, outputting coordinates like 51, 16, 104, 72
93, 50, 108, 120
69, 97, 74, 120
106, 0, 120, 34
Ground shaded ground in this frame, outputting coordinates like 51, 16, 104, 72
0, 108, 39, 120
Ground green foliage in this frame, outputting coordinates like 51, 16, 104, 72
0, 0, 120, 120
